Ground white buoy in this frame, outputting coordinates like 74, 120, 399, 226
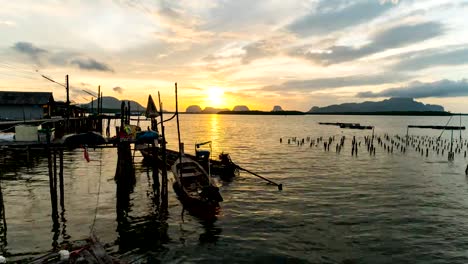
59, 250, 70, 261
0, 255, 6, 263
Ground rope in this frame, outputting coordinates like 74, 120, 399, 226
437, 115, 453, 140
158, 113, 177, 124
0, 126, 16, 133
90, 149, 102, 234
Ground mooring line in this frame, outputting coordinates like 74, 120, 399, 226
90, 149, 103, 234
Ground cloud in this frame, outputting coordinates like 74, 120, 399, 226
48, 51, 81, 66
242, 41, 272, 64
294, 21, 444, 65
241, 33, 296, 64
11, 41, 115, 72
113, 86, 124, 94
394, 47, 468, 71
70, 58, 114, 72
118, 0, 215, 44
0, 20, 15, 26
263, 73, 410, 91
357, 79, 468, 98
288, 0, 396, 36
12, 42, 47, 64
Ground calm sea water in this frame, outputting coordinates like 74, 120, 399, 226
2, 115, 468, 263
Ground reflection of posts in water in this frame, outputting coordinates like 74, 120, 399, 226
47, 148, 60, 249
115, 141, 136, 252
151, 146, 160, 208
115, 181, 131, 252
115, 141, 136, 222
115, 175, 132, 223
106, 118, 111, 138
115, 142, 136, 186
198, 220, 222, 244
0, 179, 7, 253
59, 150, 65, 210
57, 149, 69, 242
47, 149, 58, 218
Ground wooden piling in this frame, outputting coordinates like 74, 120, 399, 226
53, 150, 57, 199
47, 148, 59, 223
59, 149, 65, 209
158, 92, 168, 212
0, 178, 7, 251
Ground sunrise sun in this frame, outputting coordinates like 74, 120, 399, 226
206, 87, 225, 107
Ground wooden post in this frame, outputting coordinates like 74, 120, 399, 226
65, 75, 70, 133
106, 117, 111, 138
158, 92, 168, 212
120, 101, 125, 134
53, 150, 57, 199
450, 129, 454, 161
100, 92, 103, 133
460, 113, 462, 141
175, 83, 183, 177
97, 85, 101, 116
406, 126, 409, 146
115, 101, 136, 191
125, 101, 131, 125
59, 149, 65, 209
0, 179, 7, 251
151, 144, 161, 211
47, 148, 59, 221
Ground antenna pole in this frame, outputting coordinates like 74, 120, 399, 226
175, 83, 183, 172
66, 75, 69, 132
97, 86, 100, 115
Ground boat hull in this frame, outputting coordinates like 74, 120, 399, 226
172, 182, 220, 209
139, 147, 238, 180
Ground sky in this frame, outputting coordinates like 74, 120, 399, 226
1, 0, 468, 112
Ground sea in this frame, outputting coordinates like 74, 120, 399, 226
2, 114, 468, 263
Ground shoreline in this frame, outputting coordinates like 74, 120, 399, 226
182, 111, 455, 116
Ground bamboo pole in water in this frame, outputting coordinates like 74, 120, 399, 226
236, 165, 283, 191
59, 149, 65, 210
47, 148, 58, 221
158, 92, 168, 211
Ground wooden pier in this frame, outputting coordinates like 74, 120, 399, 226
0, 98, 171, 262
318, 122, 373, 129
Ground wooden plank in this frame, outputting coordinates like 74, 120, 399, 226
408, 125, 465, 130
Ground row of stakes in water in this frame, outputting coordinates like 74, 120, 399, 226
281, 134, 468, 174
380, 133, 468, 161
280, 136, 376, 156
280, 134, 468, 160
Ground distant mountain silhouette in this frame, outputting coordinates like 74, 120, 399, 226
202, 107, 230, 114
186, 105, 202, 113
185, 105, 243, 113
272, 105, 283, 112
233, 105, 250, 111
308, 98, 444, 113
82, 96, 145, 110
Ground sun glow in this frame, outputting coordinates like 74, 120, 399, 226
206, 87, 225, 108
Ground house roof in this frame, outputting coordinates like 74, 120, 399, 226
0, 91, 54, 105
